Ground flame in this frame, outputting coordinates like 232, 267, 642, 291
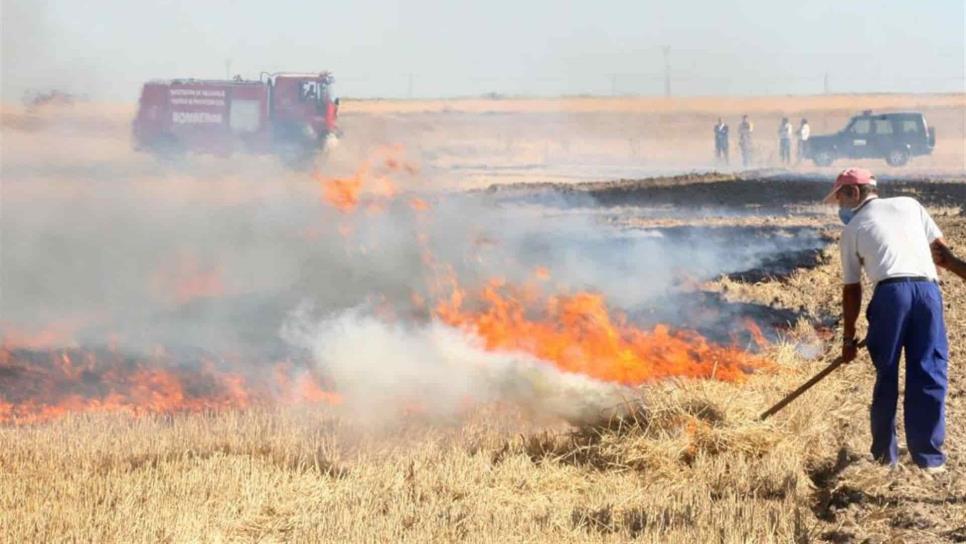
435, 280, 767, 385
272, 362, 343, 405
0, 347, 340, 425
742, 318, 769, 349
319, 169, 365, 213
315, 146, 417, 213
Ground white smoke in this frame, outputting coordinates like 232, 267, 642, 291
282, 305, 629, 426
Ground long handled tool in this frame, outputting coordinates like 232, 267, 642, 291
759, 339, 867, 421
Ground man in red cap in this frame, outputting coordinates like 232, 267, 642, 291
827, 167, 950, 473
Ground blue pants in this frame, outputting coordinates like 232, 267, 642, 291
866, 280, 948, 468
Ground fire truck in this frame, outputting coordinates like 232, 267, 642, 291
133, 72, 339, 163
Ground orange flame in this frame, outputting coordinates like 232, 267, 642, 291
319, 169, 365, 213
435, 280, 766, 385
315, 146, 417, 213
742, 318, 769, 349
0, 347, 340, 425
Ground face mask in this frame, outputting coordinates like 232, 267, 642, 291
838, 207, 856, 225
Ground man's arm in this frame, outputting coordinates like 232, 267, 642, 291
839, 228, 862, 363
842, 283, 862, 363
949, 255, 966, 280
933, 239, 966, 281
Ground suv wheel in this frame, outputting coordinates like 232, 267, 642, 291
813, 150, 835, 167
886, 148, 910, 167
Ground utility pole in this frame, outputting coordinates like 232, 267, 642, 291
663, 45, 671, 98
225, 59, 232, 79
823, 72, 830, 95
609, 73, 618, 96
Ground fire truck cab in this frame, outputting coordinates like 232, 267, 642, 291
133, 72, 338, 164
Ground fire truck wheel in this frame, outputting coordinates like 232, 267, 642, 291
151, 135, 186, 160
277, 143, 315, 169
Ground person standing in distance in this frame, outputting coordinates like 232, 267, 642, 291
797, 118, 810, 163
778, 117, 793, 165
739, 115, 754, 167
714, 118, 730, 164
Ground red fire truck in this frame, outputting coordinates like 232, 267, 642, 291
133, 72, 338, 162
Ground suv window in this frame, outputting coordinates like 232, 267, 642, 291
848, 118, 871, 135
901, 119, 924, 135
874, 119, 894, 135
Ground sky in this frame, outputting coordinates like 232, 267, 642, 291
2, 0, 964, 101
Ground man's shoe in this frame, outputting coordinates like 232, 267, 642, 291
922, 464, 946, 475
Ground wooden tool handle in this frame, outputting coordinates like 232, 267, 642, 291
759, 339, 867, 421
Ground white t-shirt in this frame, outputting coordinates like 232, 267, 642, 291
840, 196, 943, 285
799, 124, 810, 140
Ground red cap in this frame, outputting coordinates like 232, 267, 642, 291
823, 167, 877, 203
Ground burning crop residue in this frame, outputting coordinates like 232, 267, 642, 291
283, 148, 772, 422
314, 145, 415, 214
1, 145, 782, 426
0, 343, 339, 425
435, 278, 766, 386
319, 172, 363, 213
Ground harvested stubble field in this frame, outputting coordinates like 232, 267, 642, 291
2, 96, 965, 543
2, 176, 965, 543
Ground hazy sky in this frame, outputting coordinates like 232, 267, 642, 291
2, 0, 964, 100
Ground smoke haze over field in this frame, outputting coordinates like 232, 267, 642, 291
0, 138, 818, 353
2, 0, 963, 420
2, 0, 963, 100
1, 104, 824, 422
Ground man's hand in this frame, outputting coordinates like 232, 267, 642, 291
932, 241, 953, 268
931, 239, 966, 280
842, 338, 859, 364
